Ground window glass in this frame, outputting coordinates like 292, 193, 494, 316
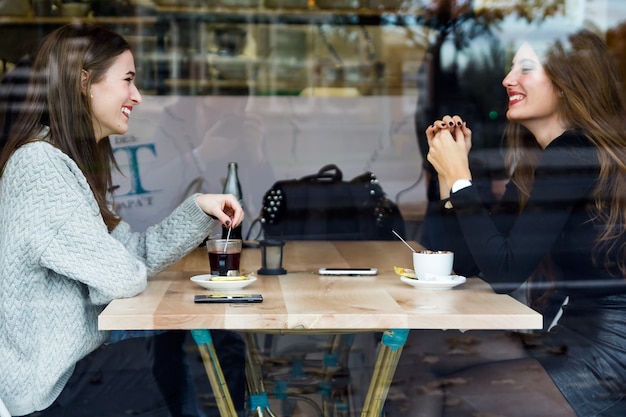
2, 2, 626, 417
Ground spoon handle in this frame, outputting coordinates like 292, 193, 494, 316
224, 227, 232, 253
392, 229, 417, 252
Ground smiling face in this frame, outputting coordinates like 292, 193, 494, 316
502, 42, 565, 147
88, 50, 142, 141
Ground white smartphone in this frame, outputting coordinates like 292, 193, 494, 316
318, 268, 378, 276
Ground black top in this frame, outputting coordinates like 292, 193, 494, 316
441, 129, 626, 297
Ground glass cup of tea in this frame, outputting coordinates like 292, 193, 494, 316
206, 238, 242, 276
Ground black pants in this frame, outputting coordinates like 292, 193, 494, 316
17, 331, 246, 417
529, 294, 626, 417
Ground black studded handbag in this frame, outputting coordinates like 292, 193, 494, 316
260, 164, 405, 241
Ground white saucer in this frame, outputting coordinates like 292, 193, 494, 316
400, 275, 466, 290
190, 274, 257, 291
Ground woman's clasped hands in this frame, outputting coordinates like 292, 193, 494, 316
425, 114, 473, 197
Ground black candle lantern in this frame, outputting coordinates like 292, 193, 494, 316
257, 240, 287, 275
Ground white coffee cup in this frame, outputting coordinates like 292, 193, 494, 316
412, 250, 454, 280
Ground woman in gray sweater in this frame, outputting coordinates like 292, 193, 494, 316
0, 24, 243, 416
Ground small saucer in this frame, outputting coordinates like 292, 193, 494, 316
400, 275, 466, 290
190, 274, 257, 291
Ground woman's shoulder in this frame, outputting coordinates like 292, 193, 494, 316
3, 140, 98, 217
542, 130, 599, 167
549, 129, 594, 148
10, 140, 78, 174
12, 139, 63, 157
7, 141, 89, 192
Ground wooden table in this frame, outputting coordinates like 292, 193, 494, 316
99, 241, 542, 416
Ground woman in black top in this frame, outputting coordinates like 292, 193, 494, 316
426, 28, 626, 416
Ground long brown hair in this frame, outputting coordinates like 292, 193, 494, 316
505, 29, 626, 276
0, 24, 131, 231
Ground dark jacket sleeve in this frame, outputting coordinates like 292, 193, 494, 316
440, 131, 599, 293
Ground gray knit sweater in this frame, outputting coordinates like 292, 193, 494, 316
0, 140, 215, 416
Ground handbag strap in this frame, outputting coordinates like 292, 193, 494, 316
300, 164, 343, 183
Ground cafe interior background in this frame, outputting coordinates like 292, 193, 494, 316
2, 0, 626, 416
1, 0, 625, 237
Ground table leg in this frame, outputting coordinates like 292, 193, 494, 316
321, 334, 353, 417
243, 332, 278, 417
360, 329, 409, 417
191, 329, 238, 417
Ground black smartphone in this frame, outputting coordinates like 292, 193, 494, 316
194, 294, 263, 303
318, 268, 378, 276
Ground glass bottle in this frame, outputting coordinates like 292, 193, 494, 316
222, 162, 243, 239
